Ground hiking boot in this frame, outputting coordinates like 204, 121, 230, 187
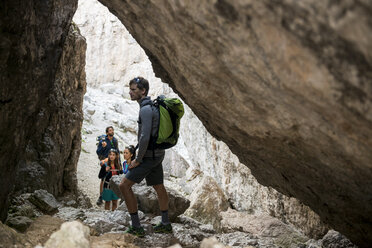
153, 222, 172, 233
96, 196, 103, 206
124, 226, 145, 237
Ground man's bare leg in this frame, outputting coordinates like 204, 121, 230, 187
120, 177, 137, 212
153, 184, 169, 211
120, 177, 142, 230
153, 184, 172, 232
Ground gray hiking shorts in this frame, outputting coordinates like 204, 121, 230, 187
125, 154, 165, 186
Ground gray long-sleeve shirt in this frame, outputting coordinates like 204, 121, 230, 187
136, 97, 165, 163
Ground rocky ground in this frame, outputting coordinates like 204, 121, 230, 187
2, 186, 358, 248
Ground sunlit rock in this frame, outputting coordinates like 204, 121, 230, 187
220, 208, 308, 247
44, 221, 90, 248
185, 176, 230, 229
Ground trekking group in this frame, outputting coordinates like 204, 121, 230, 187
95, 77, 184, 236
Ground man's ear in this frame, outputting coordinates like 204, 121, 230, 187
140, 88, 146, 96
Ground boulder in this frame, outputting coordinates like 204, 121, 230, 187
29, 190, 59, 214
184, 176, 230, 229
163, 149, 190, 179
25, 215, 64, 246
0, 221, 28, 248
321, 230, 357, 248
167, 244, 182, 248
215, 232, 258, 248
55, 207, 86, 222
109, 175, 190, 220
220, 208, 308, 247
83, 209, 130, 234
200, 237, 229, 248
9, 194, 41, 218
44, 221, 90, 248
6, 216, 33, 233
89, 233, 138, 248
13, 205, 38, 218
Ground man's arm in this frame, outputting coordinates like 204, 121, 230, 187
136, 106, 153, 163
96, 141, 103, 156
96, 140, 107, 157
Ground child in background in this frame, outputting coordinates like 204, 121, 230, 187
102, 149, 122, 211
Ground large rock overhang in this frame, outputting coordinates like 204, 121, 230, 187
98, 1, 372, 247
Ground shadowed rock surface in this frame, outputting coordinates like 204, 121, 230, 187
0, 0, 85, 223
97, 1, 372, 246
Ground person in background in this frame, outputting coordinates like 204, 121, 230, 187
101, 149, 122, 211
96, 126, 120, 206
122, 145, 136, 175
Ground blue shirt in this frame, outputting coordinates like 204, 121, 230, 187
96, 135, 119, 159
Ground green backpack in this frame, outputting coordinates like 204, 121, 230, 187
149, 96, 184, 149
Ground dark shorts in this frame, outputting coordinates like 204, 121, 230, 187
125, 154, 165, 186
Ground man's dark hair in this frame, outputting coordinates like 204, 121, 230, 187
106, 126, 114, 134
129, 77, 149, 96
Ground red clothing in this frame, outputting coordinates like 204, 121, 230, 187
109, 164, 118, 175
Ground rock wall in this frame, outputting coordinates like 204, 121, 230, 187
75, 0, 327, 239
0, 0, 85, 222
14, 24, 86, 195
178, 105, 328, 238
96, 1, 372, 247
72, 0, 164, 89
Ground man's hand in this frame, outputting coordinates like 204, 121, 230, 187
102, 141, 107, 147
129, 159, 140, 169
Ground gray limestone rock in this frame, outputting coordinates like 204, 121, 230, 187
185, 176, 230, 230
55, 207, 86, 222
109, 175, 190, 220
220, 208, 309, 247
321, 230, 357, 248
29, 190, 59, 214
6, 216, 33, 233
82, 209, 130, 234
44, 221, 90, 248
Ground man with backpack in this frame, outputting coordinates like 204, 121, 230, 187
96, 126, 120, 206
120, 77, 173, 237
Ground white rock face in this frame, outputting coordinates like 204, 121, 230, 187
73, 0, 162, 89
44, 221, 90, 248
73, 0, 327, 238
